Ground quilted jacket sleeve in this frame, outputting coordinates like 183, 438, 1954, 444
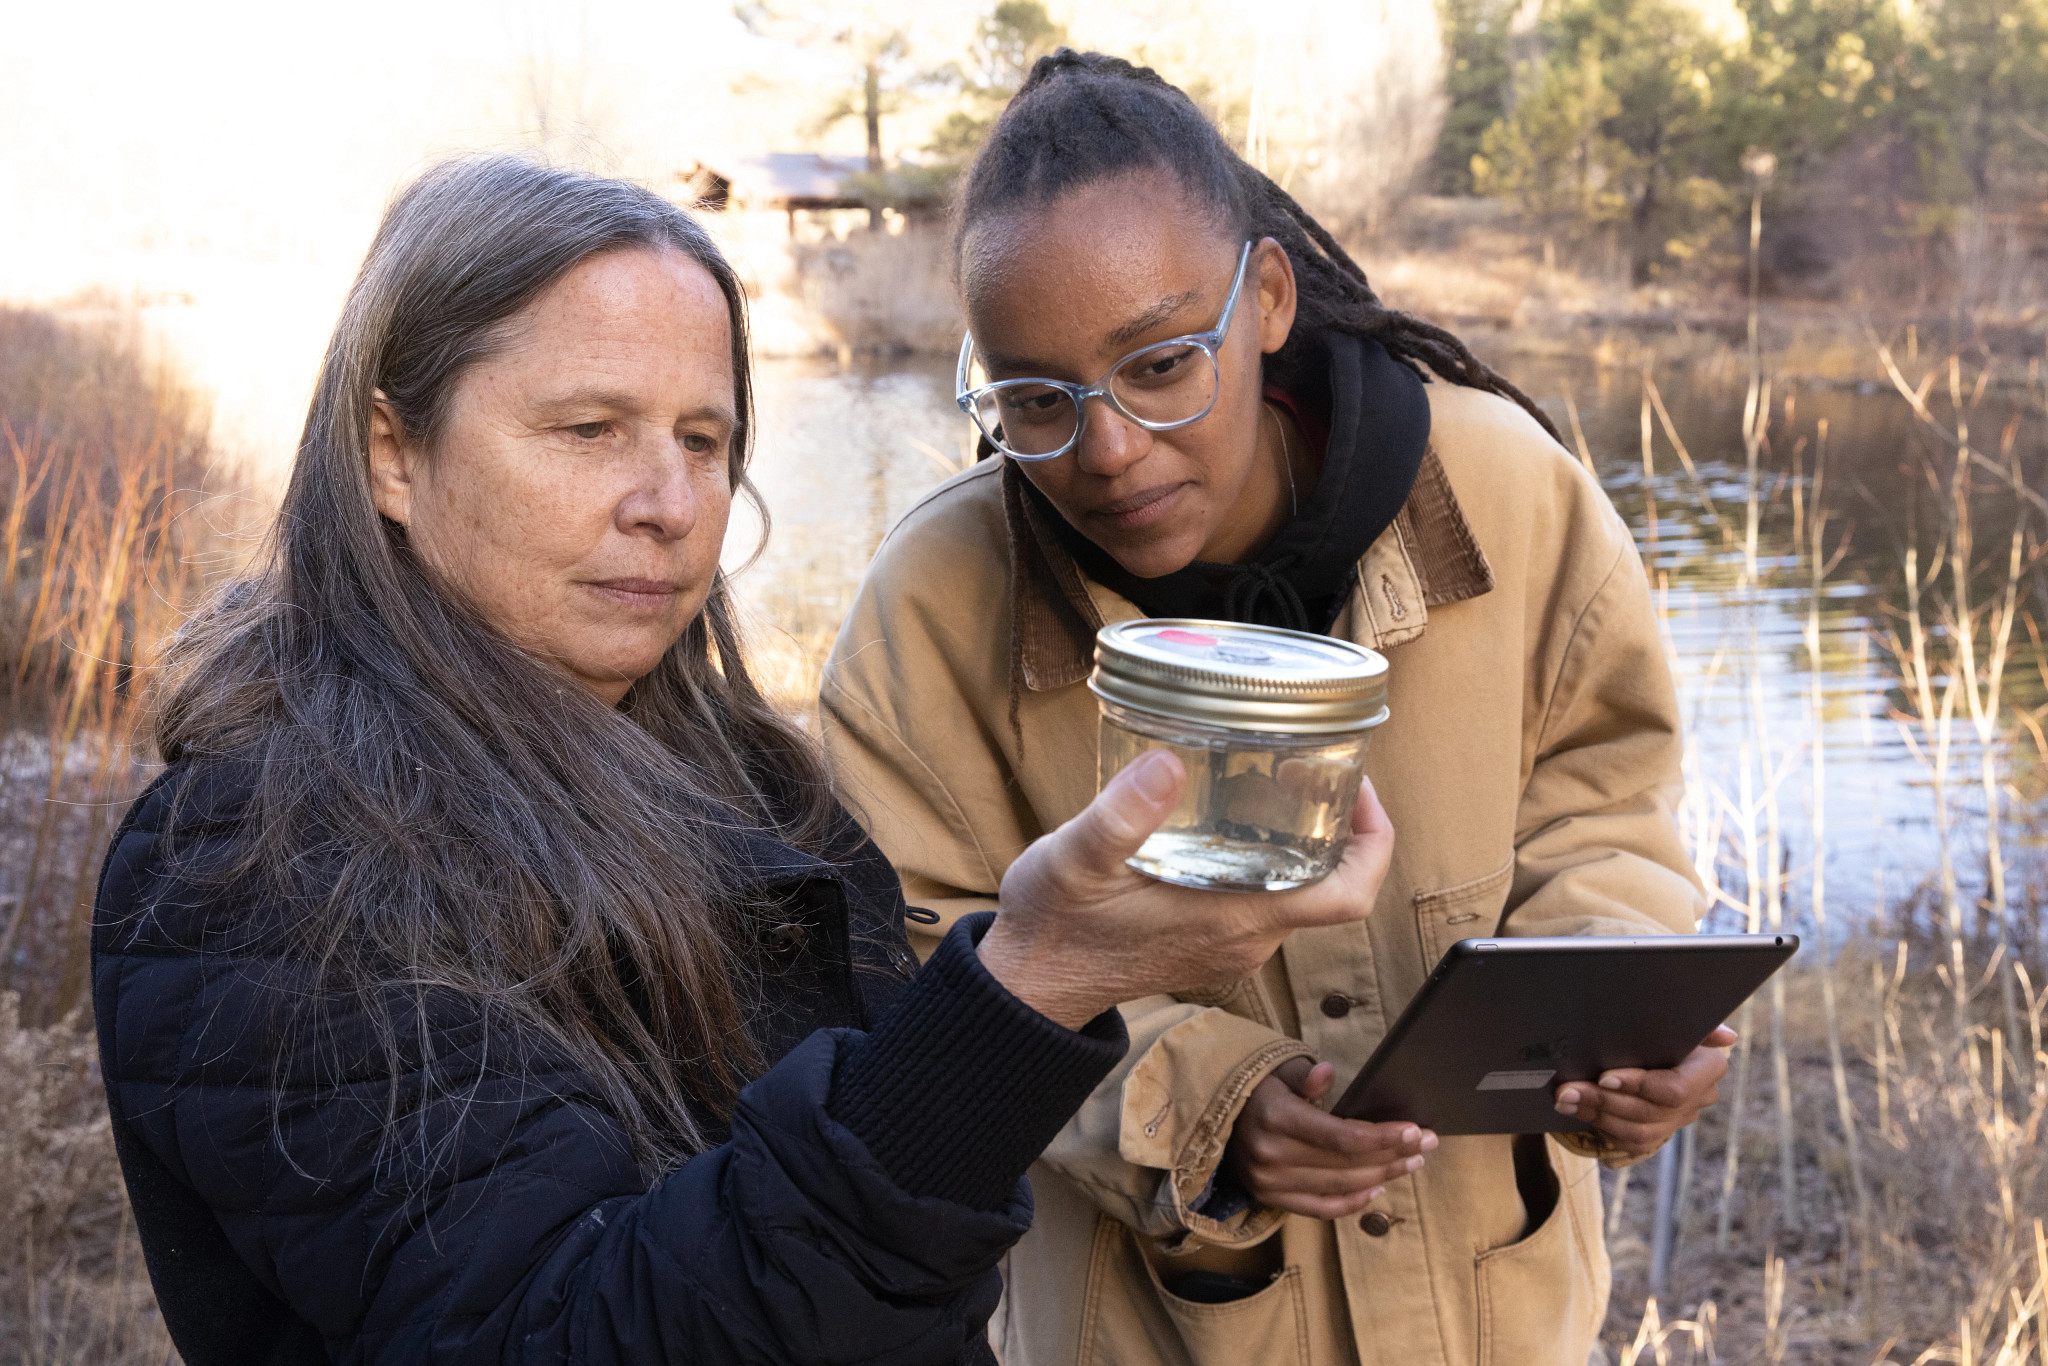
95, 783, 1125, 1366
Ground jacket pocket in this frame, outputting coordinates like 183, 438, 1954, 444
1079, 1216, 1310, 1366
1473, 1138, 1608, 1366
1412, 854, 1514, 971
1141, 1256, 1310, 1366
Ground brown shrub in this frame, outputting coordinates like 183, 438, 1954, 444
0, 305, 217, 1361
0, 992, 175, 1363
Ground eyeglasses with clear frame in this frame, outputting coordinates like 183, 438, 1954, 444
955, 240, 1255, 462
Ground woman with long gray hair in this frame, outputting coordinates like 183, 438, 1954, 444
91, 156, 1394, 1364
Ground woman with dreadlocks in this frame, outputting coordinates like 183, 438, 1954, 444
822, 50, 1729, 1366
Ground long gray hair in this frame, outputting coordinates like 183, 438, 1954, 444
152, 156, 836, 1169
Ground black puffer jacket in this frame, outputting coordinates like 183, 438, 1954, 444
94, 762, 1126, 1364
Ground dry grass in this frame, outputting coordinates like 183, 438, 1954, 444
0, 993, 172, 1364
1589, 249, 2048, 1362
0, 305, 212, 1022
0, 303, 218, 1364
1600, 934, 2048, 1364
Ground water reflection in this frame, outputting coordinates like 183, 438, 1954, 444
728, 357, 966, 706
1518, 357, 2046, 935
732, 353, 2047, 933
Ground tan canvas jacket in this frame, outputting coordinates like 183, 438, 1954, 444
819, 383, 1705, 1366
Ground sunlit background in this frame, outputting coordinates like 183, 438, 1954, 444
0, 0, 1444, 476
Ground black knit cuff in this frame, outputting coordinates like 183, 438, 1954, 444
827, 912, 1128, 1210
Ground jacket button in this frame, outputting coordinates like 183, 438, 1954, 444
1319, 992, 1353, 1018
1360, 1211, 1393, 1237
760, 923, 807, 956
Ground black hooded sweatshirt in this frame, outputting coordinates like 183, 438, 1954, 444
1031, 331, 1431, 633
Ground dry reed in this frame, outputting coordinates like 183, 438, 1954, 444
1599, 297, 2048, 1362
0, 303, 216, 1364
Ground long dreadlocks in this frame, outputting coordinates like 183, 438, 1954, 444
956, 48, 1564, 445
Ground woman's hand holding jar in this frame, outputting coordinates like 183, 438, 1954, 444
982, 753, 1394, 1030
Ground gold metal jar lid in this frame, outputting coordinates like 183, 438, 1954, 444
1090, 618, 1390, 735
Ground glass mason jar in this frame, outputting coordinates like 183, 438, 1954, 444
1091, 619, 1389, 892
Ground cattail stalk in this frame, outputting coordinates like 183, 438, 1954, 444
1804, 420, 1872, 1315
1737, 343, 1797, 1227
1639, 376, 1658, 548
1717, 741, 1759, 1249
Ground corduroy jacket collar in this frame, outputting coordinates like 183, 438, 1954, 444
998, 445, 1495, 695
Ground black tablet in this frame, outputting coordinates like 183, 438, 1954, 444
1329, 934, 1797, 1135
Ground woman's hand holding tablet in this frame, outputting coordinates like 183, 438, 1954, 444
1227, 1057, 1437, 1220
1229, 1017, 1739, 1216
1553, 1024, 1739, 1157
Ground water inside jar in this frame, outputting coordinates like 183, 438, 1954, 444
1100, 717, 1367, 891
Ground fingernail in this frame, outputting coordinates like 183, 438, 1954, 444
1419, 1133, 1439, 1152
1400, 1126, 1418, 1145
1555, 1097, 1577, 1115
1557, 1087, 1577, 1106
1131, 750, 1178, 802
1600, 1076, 1622, 1091
1404, 1156, 1424, 1173
1366, 1186, 1385, 1201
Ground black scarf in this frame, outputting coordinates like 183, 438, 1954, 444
1027, 332, 1430, 634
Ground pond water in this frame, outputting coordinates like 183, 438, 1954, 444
734, 352, 2048, 939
